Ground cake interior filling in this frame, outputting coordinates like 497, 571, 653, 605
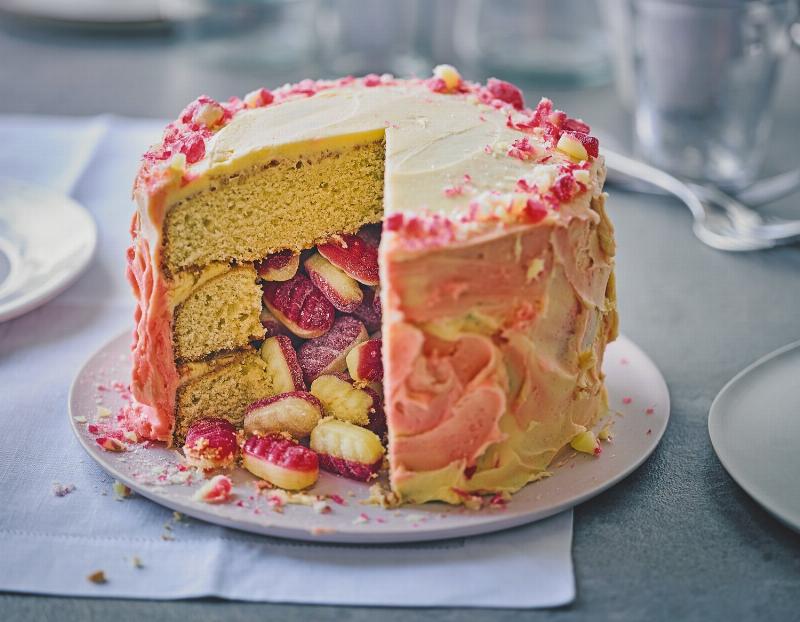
172, 139, 389, 484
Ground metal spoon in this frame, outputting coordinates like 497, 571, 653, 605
603, 149, 799, 251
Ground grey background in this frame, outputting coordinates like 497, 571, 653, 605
1, 12, 799, 621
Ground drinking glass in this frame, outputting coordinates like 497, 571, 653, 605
630, 0, 799, 188
452, 0, 611, 86
314, 0, 429, 76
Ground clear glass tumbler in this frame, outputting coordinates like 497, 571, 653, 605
453, 0, 611, 86
631, 0, 799, 188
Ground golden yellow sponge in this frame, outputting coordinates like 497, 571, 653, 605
174, 350, 280, 442
172, 265, 264, 362
164, 142, 384, 273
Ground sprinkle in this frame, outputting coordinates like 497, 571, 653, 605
646, 429, 653, 435
622, 397, 632, 405
507, 136, 536, 160
645, 407, 655, 415
353, 512, 370, 525
96, 406, 112, 419
73, 416, 87, 424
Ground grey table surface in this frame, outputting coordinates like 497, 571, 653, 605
1, 16, 799, 622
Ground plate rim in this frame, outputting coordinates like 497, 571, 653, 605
708, 339, 800, 533
0, 179, 98, 322
69, 330, 670, 544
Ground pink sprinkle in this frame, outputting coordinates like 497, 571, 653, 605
385, 213, 404, 231
362, 73, 382, 87
484, 144, 493, 154
620, 357, 629, 365
329, 494, 347, 506
507, 136, 536, 160
645, 407, 655, 415
622, 397, 632, 405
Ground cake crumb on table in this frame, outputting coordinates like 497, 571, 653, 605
113, 480, 132, 499
86, 570, 107, 584
52, 482, 76, 497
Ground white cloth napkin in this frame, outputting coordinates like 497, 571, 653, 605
0, 115, 575, 608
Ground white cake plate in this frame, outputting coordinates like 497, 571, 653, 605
0, 178, 97, 322
709, 340, 800, 533
69, 331, 669, 543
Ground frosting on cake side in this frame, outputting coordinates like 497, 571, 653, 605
127, 68, 617, 504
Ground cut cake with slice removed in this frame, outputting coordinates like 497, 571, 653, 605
126, 67, 618, 505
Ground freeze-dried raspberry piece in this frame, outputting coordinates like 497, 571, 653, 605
486, 78, 525, 110
262, 273, 335, 339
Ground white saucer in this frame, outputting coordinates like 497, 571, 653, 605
0, 178, 97, 322
69, 331, 669, 543
709, 341, 800, 533
0, 0, 163, 25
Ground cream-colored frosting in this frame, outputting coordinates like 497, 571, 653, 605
153, 81, 603, 226
128, 72, 616, 504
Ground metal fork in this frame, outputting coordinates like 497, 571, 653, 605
602, 149, 800, 251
